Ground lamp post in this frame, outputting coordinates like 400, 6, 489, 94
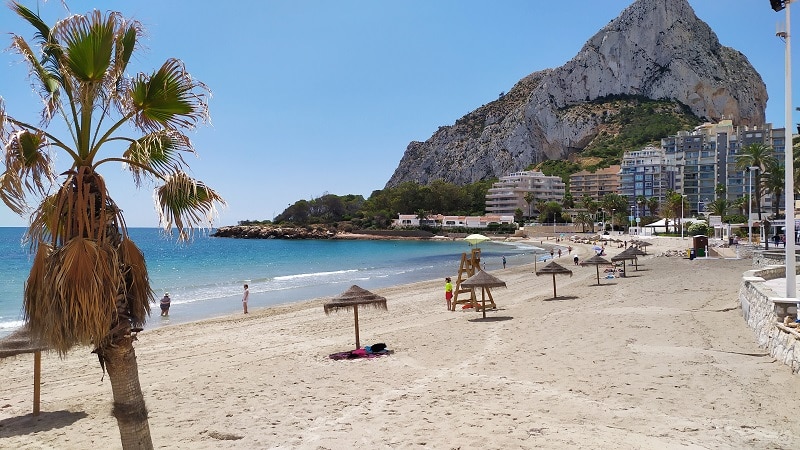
630, 205, 635, 233
770, 0, 797, 300
681, 195, 686, 239
748, 166, 759, 244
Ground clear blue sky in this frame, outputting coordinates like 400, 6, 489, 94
0, 0, 797, 227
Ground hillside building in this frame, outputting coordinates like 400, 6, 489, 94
484, 171, 566, 217
569, 165, 622, 203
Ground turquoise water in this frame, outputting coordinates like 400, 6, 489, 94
0, 228, 545, 337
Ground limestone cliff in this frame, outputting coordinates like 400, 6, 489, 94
386, 0, 768, 187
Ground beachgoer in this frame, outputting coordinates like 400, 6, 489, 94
160, 293, 171, 316
573, 255, 579, 266
557, 249, 562, 258
242, 284, 249, 314
502, 256, 506, 269
550, 249, 554, 259
444, 277, 453, 311
567, 246, 572, 254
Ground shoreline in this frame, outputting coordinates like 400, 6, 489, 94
3, 236, 799, 448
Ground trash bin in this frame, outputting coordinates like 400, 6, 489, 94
689, 248, 695, 260
692, 235, 708, 258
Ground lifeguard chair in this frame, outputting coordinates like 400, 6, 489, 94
452, 248, 496, 311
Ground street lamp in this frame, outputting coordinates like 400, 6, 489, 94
630, 205, 635, 233
769, 0, 797, 300
681, 195, 686, 239
747, 166, 759, 244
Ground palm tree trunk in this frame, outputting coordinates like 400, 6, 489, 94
104, 336, 153, 450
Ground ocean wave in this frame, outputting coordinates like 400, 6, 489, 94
273, 269, 360, 281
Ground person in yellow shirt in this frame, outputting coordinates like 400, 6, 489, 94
444, 277, 453, 311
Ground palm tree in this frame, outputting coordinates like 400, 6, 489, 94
647, 197, 660, 217
708, 198, 730, 218
0, 4, 224, 448
573, 212, 593, 233
760, 159, 784, 217
733, 195, 749, 216
735, 143, 776, 221
524, 192, 535, 219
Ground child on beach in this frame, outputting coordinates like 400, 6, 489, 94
444, 278, 453, 311
242, 284, 249, 314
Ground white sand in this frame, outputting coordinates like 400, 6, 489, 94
2, 237, 800, 449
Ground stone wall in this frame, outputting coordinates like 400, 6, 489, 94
739, 265, 800, 373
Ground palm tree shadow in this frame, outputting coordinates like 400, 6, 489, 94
591, 282, 618, 287
543, 295, 580, 301
468, 316, 513, 322
0, 410, 88, 438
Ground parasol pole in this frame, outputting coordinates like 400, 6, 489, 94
33, 350, 41, 416
353, 305, 360, 349
596, 265, 601, 285
552, 274, 557, 298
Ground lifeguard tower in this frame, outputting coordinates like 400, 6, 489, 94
451, 248, 496, 311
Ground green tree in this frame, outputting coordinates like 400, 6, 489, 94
514, 208, 524, 225
635, 195, 647, 218
0, 5, 225, 448
524, 192, 535, 218
573, 211, 593, 233
735, 143, 776, 221
707, 198, 730, 218
647, 197, 660, 217
761, 158, 784, 217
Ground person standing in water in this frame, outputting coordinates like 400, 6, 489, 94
242, 284, 249, 314
160, 292, 171, 316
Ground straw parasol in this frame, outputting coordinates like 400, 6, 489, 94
324, 285, 387, 349
464, 233, 490, 247
634, 240, 652, 254
582, 254, 612, 285
611, 248, 639, 274
535, 261, 573, 299
0, 327, 48, 416
461, 269, 506, 318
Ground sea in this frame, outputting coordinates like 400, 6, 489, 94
0, 227, 550, 338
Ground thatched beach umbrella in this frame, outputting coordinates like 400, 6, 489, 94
623, 246, 646, 270
324, 285, 387, 349
583, 254, 612, 285
635, 240, 652, 254
611, 248, 638, 274
535, 261, 573, 299
0, 327, 48, 416
461, 270, 506, 318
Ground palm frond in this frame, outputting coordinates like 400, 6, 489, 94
25, 237, 122, 354
26, 193, 58, 248
121, 130, 193, 186
156, 171, 225, 240
119, 238, 152, 326
129, 58, 210, 133
8, 35, 62, 126
52, 10, 117, 83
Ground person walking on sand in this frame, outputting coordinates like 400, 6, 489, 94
444, 277, 453, 311
558, 249, 562, 258
242, 284, 249, 314
574, 255, 579, 266
160, 292, 171, 316
502, 255, 506, 269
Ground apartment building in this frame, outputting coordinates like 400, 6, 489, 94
619, 147, 675, 213
484, 171, 566, 217
568, 165, 621, 202
661, 120, 786, 215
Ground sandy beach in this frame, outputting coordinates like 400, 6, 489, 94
2, 237, 799, 449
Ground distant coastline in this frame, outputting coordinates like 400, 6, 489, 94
212, 225, 444, 240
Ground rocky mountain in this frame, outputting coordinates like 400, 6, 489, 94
386, 0, 768, 188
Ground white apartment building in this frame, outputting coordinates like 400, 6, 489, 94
485, 171, 566, 217
393, 214, 516, 229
